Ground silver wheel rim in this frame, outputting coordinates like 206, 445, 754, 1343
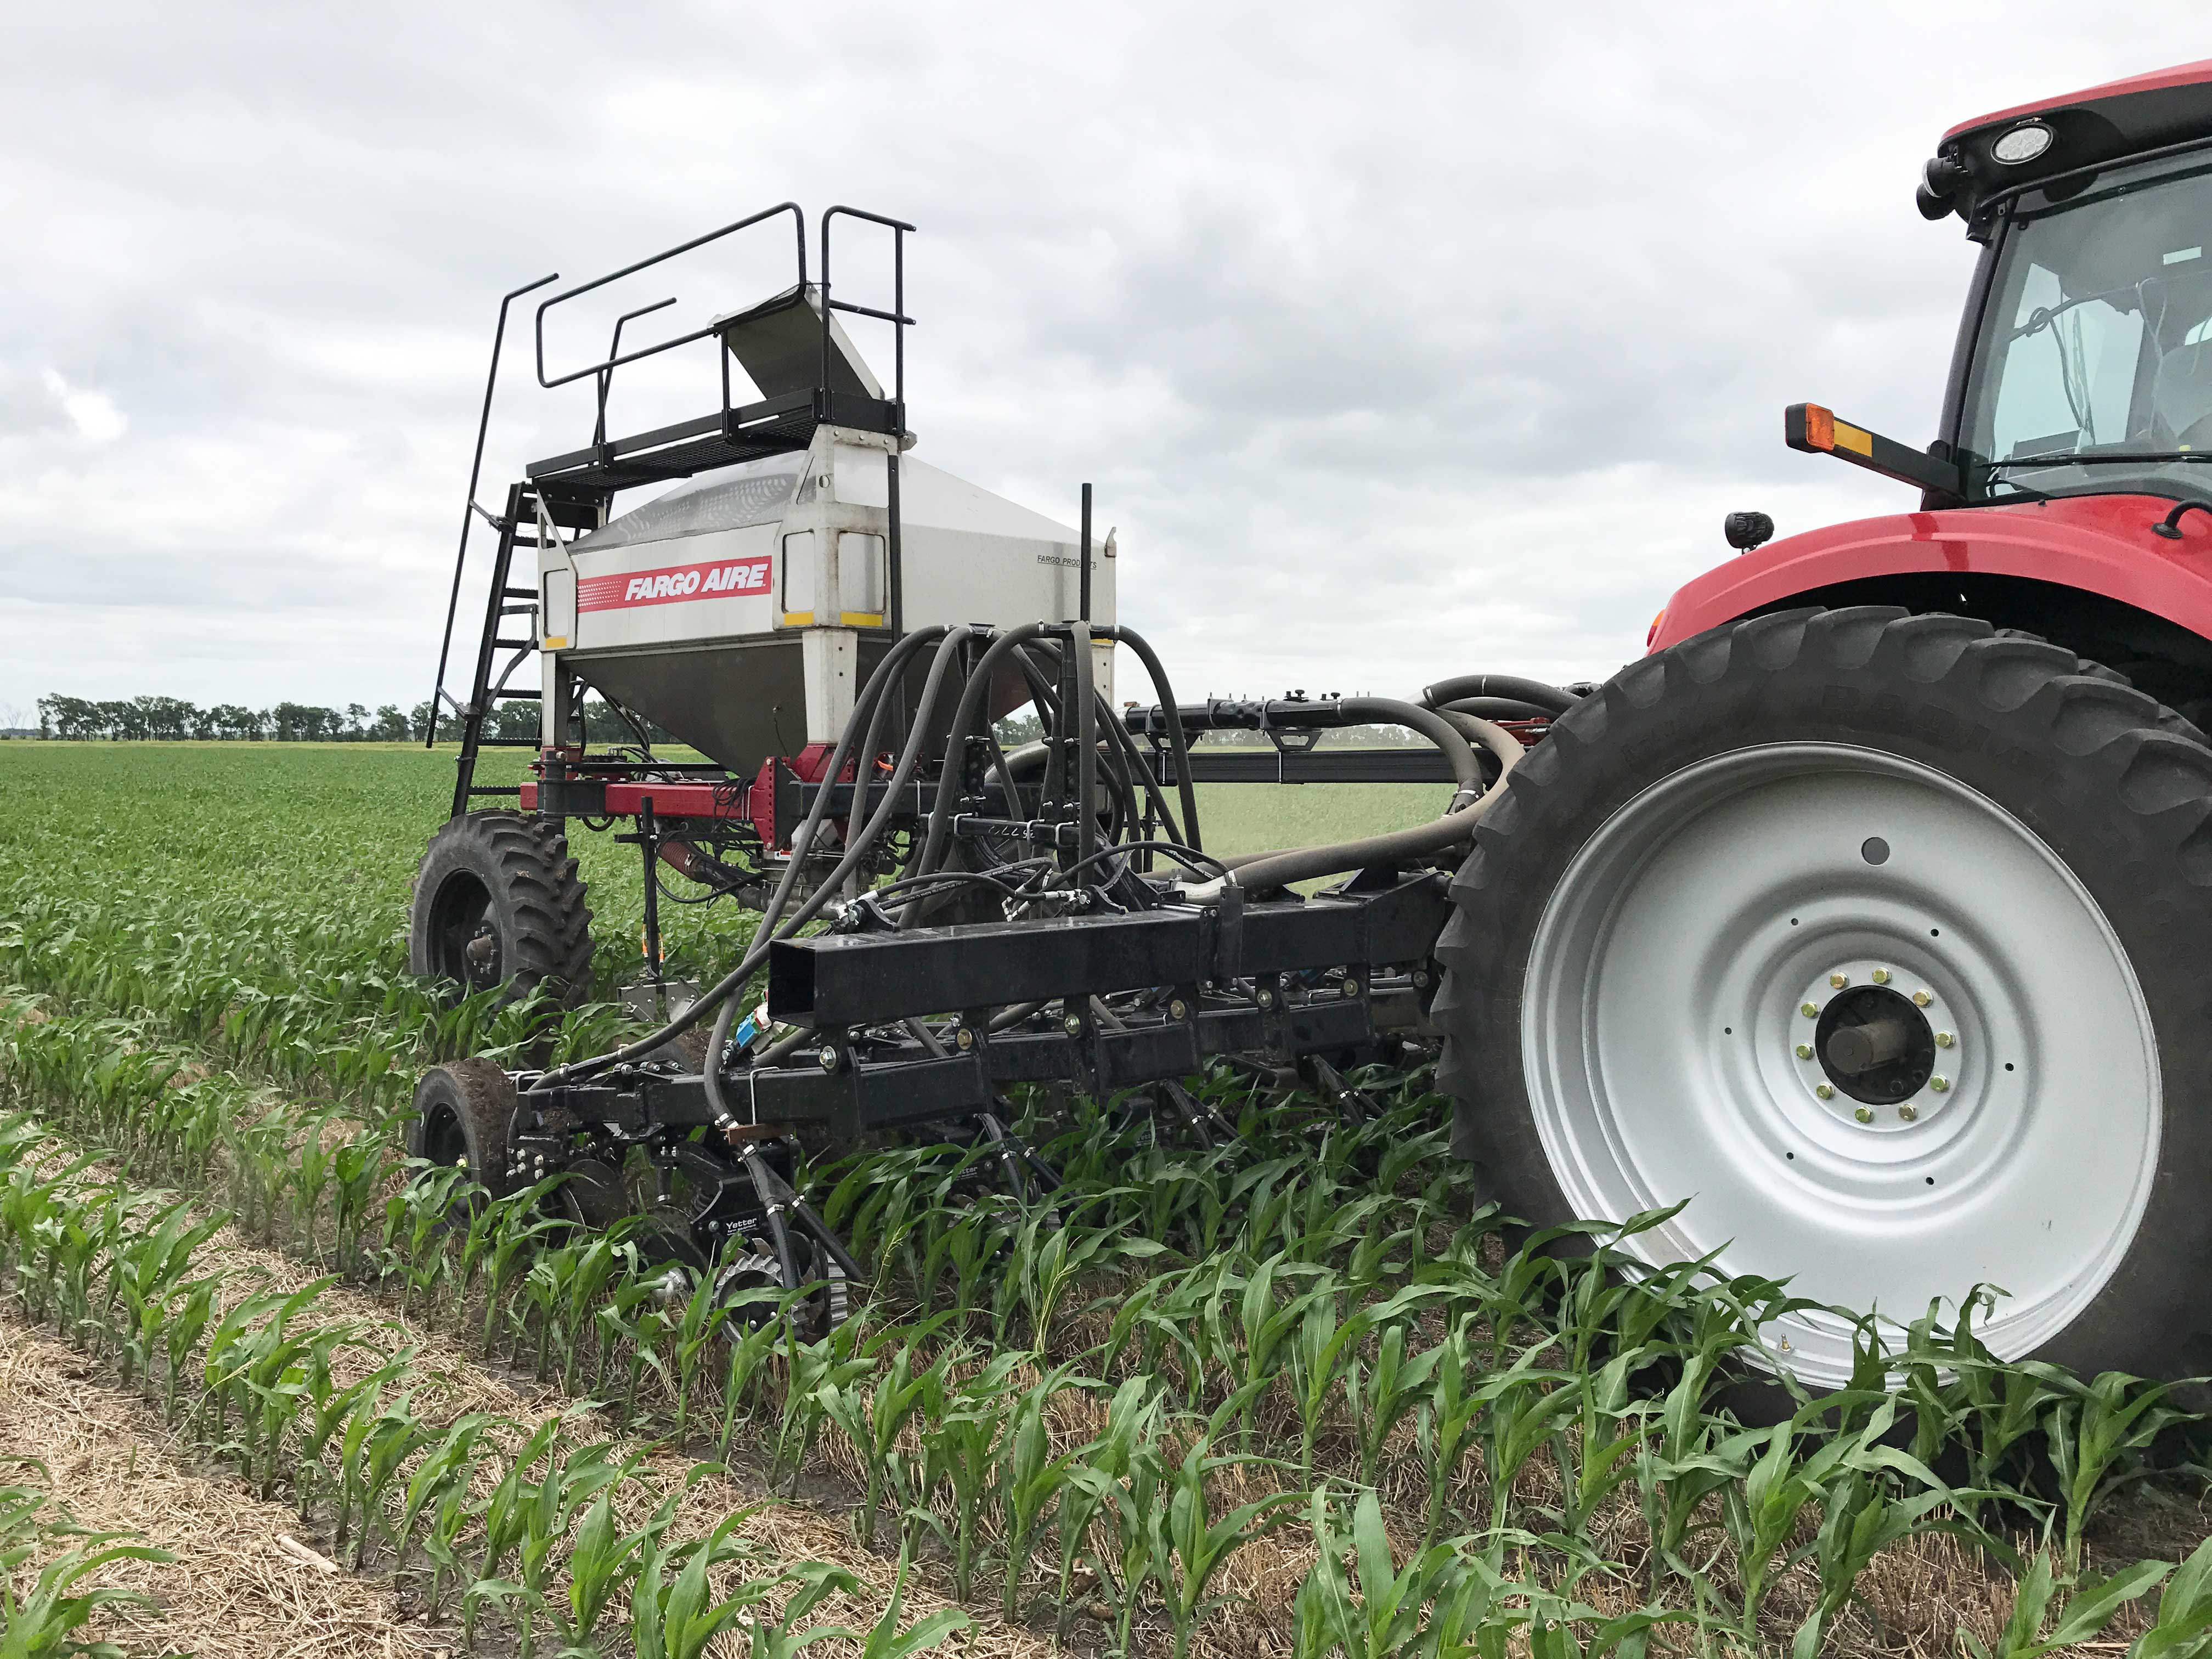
1522, 742, 2160, 1386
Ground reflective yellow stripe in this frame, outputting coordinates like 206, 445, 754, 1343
781, 611, 815, 627
838, 612, 886, 628
541, 635, 567, 648
1832, 421, 1874, 457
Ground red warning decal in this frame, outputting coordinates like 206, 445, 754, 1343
576, 554, 773, 612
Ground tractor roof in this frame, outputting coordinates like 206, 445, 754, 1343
1922, 59, 2212, 228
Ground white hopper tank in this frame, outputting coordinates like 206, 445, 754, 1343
534, 426, 1114, 771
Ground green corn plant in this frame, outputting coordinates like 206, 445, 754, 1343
105, 1199, 226, 1390
239, 1314, 362, 1500
1958, 1545, 2170, 1659
380, 1161, 473, 1315
2043, 1370, 2193, 1569
0, 1519, 173, 1659
667, 1264, 732, 1446
335, 1388, 433, 1569
466, 1417, 563, 1648
819, 1330, 956, 1547
775, 1323, 872, 1491
1155, 1436, 1300, 1659
742, 1559, 864, 1659
1477, 1354, 1583, 1552
595, 1269, 679, 1423
550, 1475, 698, 1657
847, 1548, 973, 1659
328, 1127, 391, 1279
915, 1352, 1022, 1600
1066, 1399, 1170, 1656
511, 1440, 634, 1656
2128, 1531, 2212, 1659
558, 1233, 633, 1395
998, 1359, 1094, 1621
1290, 1486, 1502, 1659
294, 1351, 411, 1525
1054, 1375, 1166, 1648
393, 1413, 496, 1572
1345, 1316, 1442, 1487
158, 1275, 218, 1425
716, 1290, 795, 1463
1540, 1348, 1649, 1546
1226, 1255, 1331, 1436
627, 1511, 777, 1659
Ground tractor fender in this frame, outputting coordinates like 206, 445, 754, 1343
1651, 493, 2212, 650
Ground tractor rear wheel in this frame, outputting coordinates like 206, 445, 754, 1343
1435, 607, 2212, 1391
409, 811, 594, 1008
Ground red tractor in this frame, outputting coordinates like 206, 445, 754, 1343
1441, 59, 2212, 1390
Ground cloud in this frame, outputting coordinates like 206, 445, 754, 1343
3, 2, 2208, 714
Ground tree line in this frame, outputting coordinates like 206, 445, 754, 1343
29, 695, 630, 744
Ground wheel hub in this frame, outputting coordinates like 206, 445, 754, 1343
1791, 963, 1950, 1126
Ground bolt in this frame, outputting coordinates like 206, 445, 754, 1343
818, 1045, 841, 1073
1168, 998, 1189, 1021
1779, 1335, 1793, 1352
1801, 1002, 1819, 1018
1898, 1104, 1918, 1122
1815, 1084, 1835, 1101
1062, 1012, 1084, 1036
1340, 978, 1361, 999
1412, 968, 1431, 988
1854, 1106, 1873, 1124
1795, 1043, 1813, 1059
1934, 1031, 1954, 1048
1930, 1076, 1950, 1093
954, 1026, 975, 1051
1256, 987, 1276, 1009
1913, 990, 1933, 1007
1830, 972, 1849, 989
1872, 967, 1891, 985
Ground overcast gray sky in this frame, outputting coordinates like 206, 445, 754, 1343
4, 4, 2207, 725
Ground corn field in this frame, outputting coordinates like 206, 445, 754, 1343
5, 741, 2212, 1659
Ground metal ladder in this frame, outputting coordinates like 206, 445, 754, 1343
448, 480, 554, 819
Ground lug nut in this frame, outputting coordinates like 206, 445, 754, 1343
1872, 968, 1891, 985
1801, 1002, 1819, 1019
1853, 1106, 1873, 1124
1898, 1104, 1917, 1122
1929, 1076, 1950, 1092
1795, 1043, 1813, 1060
1913, 990, 1933, 1007
1830, 973, 1849, 989
1815, 1084, 1835, 1101
818, 1045, 841, 1073
1934, 1031, 1954, 1048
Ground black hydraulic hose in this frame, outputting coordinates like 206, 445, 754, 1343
1070, 621, 1097, 871
1420, 673, 1577, 715
846, 627, 953, 853
907, 623, 1053, 885
1226, 715, 1522, 892
700, 625, 981, 1120
532, 625, 955, 1092
1098, 624, 1203, 853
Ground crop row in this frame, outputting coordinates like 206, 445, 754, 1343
12, 992, 2212, 1658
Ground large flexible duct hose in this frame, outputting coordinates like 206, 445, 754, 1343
1420, 673, 1577, 714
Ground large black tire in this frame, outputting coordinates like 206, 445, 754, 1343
1435, 607, 2212, 1390
407, 1057, 522, 1198
409, 811, 593, 1008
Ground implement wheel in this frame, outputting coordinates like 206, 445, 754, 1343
408, 1057, 522, 1199
409, 811, 593, 1008
1435, 607, 2212, 1390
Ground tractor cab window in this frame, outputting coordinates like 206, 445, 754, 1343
1963, 157, 2212, 501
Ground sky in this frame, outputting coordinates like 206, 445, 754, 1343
3, 3, 2209, 727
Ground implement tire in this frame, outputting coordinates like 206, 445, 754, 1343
407, 1057, 522, 1199
1434, 607, 2212, 1391
409, 811, 593, 1009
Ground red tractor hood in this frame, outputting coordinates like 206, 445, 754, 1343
1650, 495, 2212, 651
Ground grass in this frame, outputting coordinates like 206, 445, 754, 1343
5, 739, 2212, 1659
